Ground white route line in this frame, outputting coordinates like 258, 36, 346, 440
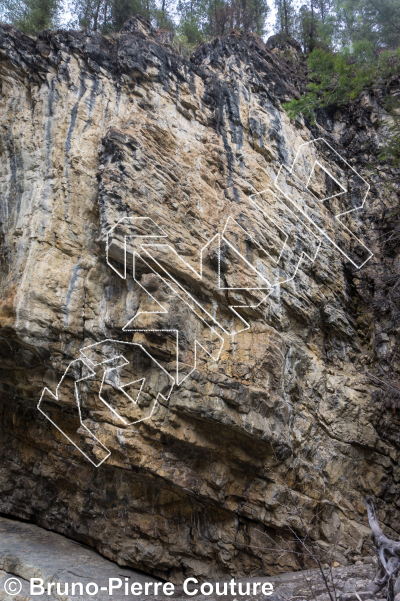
105, 217, 168, 280
37, 359, 111, 468
274, 138, 373, 269
38, 137, 373, 466
234, 188, 323, 310
306, 160, 347, 202
80, 340, 175, 425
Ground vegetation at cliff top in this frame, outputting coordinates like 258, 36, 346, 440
1, 0, 399, 60
1, 0, 400, 166
0, 0, 270, 38
282, 0, 400, 169
0, 0, 59, 35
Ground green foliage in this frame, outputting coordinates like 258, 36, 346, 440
274, 0, 400, 54
274, 0, 335, 52
177, 0, 269, 40
284, 42, 400, 170
284, 43, 400, 122
274, 0, 297, 36
110, 0, 152, 30
178, 16, 204, 44
69, 0, 153, 32
1, 0, 59, 35
334, 0, 400, 49
1, 0, 267, 41
176, 0, 205, 42
153, 6, 175, 30
296, 3, 319, 52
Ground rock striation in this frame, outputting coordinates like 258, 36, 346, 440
0, 16, 399, 583
0, 515, 159, 601
0, 515, 383, 601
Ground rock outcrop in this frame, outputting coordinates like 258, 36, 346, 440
0, 16, 399, 583
0, 515, 159, 601
0, 514, 383, 601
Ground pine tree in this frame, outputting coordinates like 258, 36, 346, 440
1, 0, 60, 35
297, 2, 319, 52
69, 0, 158, 32
110, 0, 151, 30
240, 0, 270, 35
177, 0, 206, 42
153, 0, 175, 31
296, 0, 336, 52
274, 0, 297, 36
177, 0, 269, 43
334, 0, 400, 48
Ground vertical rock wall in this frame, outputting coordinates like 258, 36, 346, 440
0, 17, 399, 582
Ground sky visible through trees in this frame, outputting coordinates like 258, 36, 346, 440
1, 0, 399, 54
0, 0, 400, 167
57, 0, 277, 38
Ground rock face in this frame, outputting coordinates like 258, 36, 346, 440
0, 515, 381, 601
0, 16, 399, 583
0, 518, 384, 601
0, 515, 159, 601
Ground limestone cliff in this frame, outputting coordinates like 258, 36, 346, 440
0, 16, 399, 582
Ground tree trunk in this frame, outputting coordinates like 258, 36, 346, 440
366, 496, 400, 601
103, 0, 108, 30
284, 0, 289, 35
93, 0, 102, 31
